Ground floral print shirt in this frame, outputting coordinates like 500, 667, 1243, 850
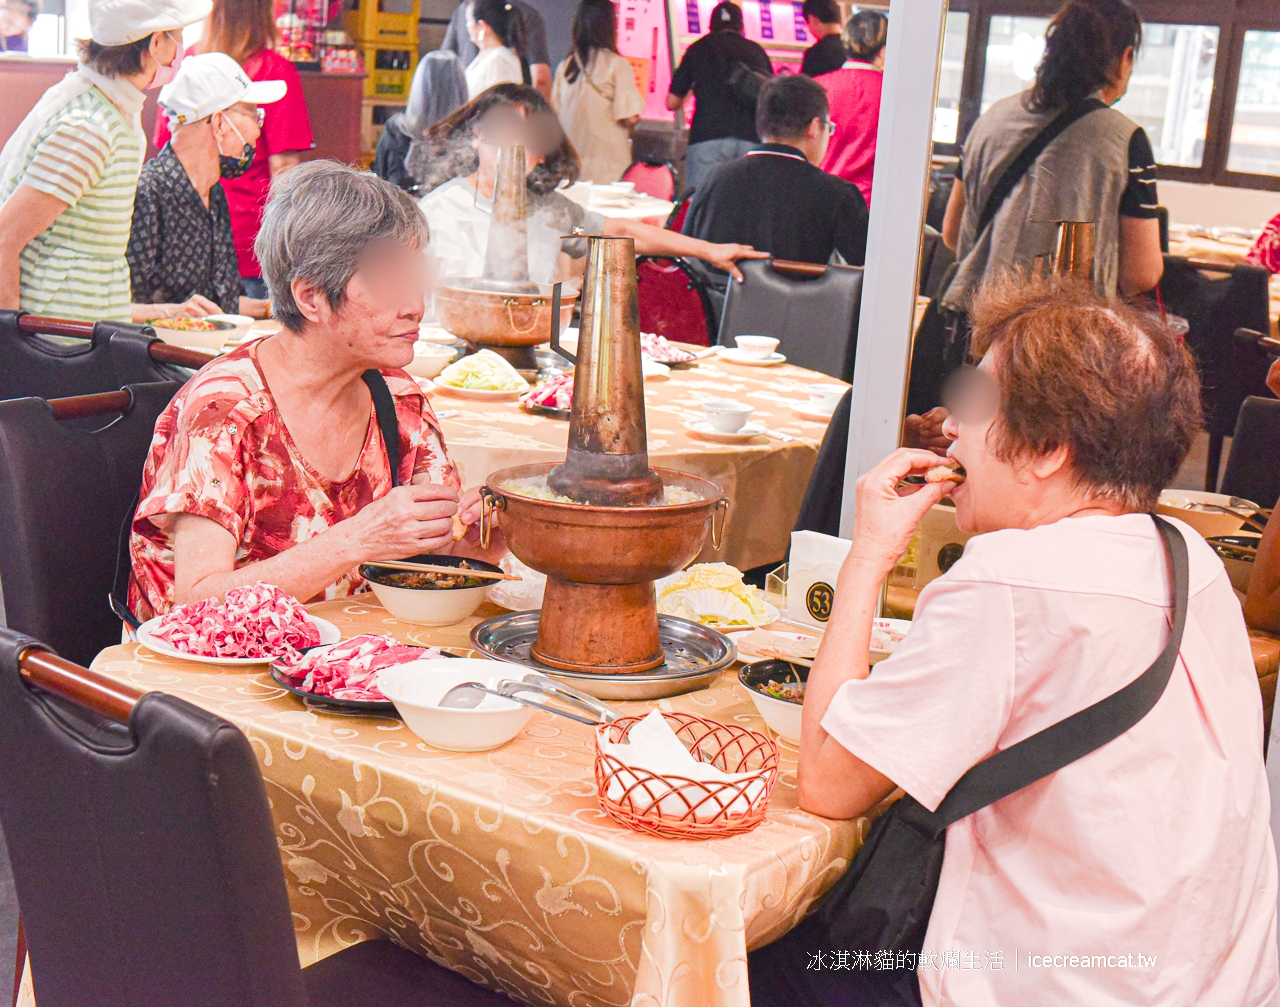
128, 339, 459, 620
1248, 212, 1280, 275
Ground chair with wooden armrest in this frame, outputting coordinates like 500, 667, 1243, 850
0, 312, 213, 402
717, 258, 864, 382
0, 385, 184, 665
1159, 257, 1272, 491
0, 631, 514, 1007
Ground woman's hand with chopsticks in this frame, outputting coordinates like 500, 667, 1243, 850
346, 483, 460, 562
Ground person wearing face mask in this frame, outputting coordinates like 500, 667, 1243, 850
128, 52, 283, 320
155, 0, 316, 302
0, 0, 210, 322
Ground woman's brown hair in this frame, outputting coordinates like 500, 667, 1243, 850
203, 0, 276, 65
407, 82, 579, 195
78, 35, 152, 77
1028, 0, 1141, 112
969, 276, 1201, 512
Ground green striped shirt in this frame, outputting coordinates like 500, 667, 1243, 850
1, 86, 142, 322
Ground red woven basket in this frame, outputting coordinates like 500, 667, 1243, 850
594, 712, 780, 840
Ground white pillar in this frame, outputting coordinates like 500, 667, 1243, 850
839, 0, 949, 536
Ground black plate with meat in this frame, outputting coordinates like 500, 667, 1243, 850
269, 647, 462, 714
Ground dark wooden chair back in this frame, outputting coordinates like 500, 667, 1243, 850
0, 630, 308, 1007
0, 383, 180, 664
1222, 396, 1280, 509
717, 258, 864, 382
0, 311, 211, 402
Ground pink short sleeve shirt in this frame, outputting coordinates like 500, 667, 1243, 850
822, 514, 1279, 1006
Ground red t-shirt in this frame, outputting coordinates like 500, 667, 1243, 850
816, 61, 883, 207
155, 48, 314, 278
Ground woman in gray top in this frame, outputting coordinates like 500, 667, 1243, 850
941, 0, 1164, 308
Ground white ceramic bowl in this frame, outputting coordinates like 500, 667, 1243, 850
807, 383, 846, 409
702, 399, 754, 432
378, 659, 534, 751
734, 335, 780, 359
360, 556, 499, 626
405, 342, 457, 379
746, 687, 802, 743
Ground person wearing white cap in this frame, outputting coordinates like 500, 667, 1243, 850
0, 0, 210, 321
127, 52, 284, 321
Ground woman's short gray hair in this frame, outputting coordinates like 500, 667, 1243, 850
256, 161, 429, 332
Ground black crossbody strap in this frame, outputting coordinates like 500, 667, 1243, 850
974, 97, 1109, 238
932, 515, 1188, 828
362, 369, 401, 488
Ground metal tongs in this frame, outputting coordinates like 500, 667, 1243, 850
439, 672, 619, 725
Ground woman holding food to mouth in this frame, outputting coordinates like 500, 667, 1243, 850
127, 161, 503, 622
750, 277, 1278, 1007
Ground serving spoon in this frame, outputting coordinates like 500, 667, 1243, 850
439, 673, 619, 725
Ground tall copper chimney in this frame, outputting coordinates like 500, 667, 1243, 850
547, 235, 664, 507
480, 144, 537, 293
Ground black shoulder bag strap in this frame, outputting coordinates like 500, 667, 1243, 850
108, 369, 404, 633
362, 369, 400, 488
973, 96, 1109, 241
813, 515, 1188, 954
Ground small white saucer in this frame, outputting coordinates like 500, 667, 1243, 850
791, 401, 839, 422
643, 360, 671, 381
684, 419, 768, 443
718, 347, 787, 366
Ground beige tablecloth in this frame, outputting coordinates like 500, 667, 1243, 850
433, 357, 842, 571
91, 599, 867, 1007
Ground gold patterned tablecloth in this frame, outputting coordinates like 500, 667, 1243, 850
91, 599, 865, 1007
431, 358, 843, 572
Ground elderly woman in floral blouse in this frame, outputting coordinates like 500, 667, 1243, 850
128, 161, 499, 620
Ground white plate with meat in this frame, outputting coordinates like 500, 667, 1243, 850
138, 616, 340, 666
136, 582, 340, 666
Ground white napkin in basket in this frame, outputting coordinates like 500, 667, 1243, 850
598, 711, 768, 822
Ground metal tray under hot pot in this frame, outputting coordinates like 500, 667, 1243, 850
470, 611, 736, 700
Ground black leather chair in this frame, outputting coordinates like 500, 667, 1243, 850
918, 226, 956, 302
0, 631, 511, 1007
792, 389, 852, 538
717, 259, 864, 382
1221, 396, 1280, 509
0, 384, 181, 665
1158, 257, 1272, 491
0, 311, 190, 401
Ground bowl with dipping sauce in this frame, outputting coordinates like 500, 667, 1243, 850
378, 658, 535, 751
360, 554, 500, 626
738, 659, 806, 743
702, 400, 754, 433
734, 335, 780, 359
1207, 533, 1260, 594
405, 341, 458, 379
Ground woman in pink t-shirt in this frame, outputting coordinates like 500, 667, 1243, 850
750, 277, 1280, 1007
815, 10, 885, 206
155, 0, 314, 297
